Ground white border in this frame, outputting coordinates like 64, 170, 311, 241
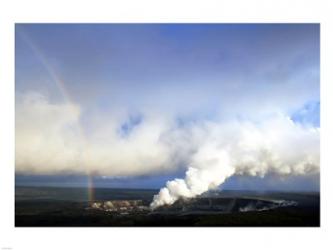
1, 0, 333, 250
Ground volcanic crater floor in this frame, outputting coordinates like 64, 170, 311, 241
15, 187, 320, 227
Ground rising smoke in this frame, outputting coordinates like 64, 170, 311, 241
150, 118, 319, 209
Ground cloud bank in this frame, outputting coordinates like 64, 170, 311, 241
16, 92, 319, 208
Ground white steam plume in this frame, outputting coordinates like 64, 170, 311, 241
150, 118, 319, 209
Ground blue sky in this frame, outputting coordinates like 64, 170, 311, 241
15, 24, 320, 190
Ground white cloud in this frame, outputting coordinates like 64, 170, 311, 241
151, 116, 319, 208
16, 92, 319, 208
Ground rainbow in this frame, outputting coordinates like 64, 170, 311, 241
17, 29, 95, 203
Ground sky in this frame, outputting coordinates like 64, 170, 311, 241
15, 24, 320, 190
